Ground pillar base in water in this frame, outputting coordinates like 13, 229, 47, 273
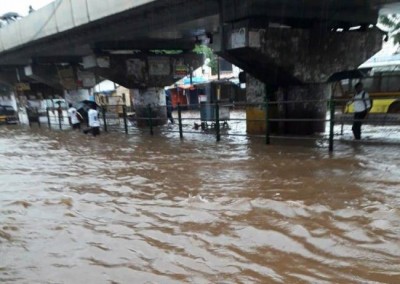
279, 84, 329, 135
132, 88, 168, 127
246, 82, 330, 135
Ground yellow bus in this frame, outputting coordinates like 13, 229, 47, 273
334, 70, 400, 114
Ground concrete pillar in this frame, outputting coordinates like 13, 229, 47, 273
246, 75, 330, 135
246, 76, 267, 134
259, 27, 382, 83
64, 89, 90, 105
131, 88, 167, 127
237, 26, 382, 135
278, 84, 330, 135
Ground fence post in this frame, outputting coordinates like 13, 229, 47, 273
265, 97, 270, 145
58, 111, 62, 130
46, 107, 51, 129
148, 104, 154, 135
27, 108, 32, 127
215, 101, 221, 142
329, 97, 335, 152
178, 103, 183, 139
123, 105, 128, 135
102, 107, 108, 132
36, 108, 41, 128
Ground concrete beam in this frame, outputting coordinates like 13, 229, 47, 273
93, 39, 195, 52
0, 67, 35, 86
220, 26, 382, 85
24, 64, 64, 91
0, 70, 18, 86
221, 0, 384, 26
84, 53, 203, 89
32, 56, 83, 65
0, 82, 12, 94
25, 83, 63, 99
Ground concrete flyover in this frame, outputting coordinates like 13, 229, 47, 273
0, 0, 399, 131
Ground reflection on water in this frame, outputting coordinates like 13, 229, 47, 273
1, 126, 399, 283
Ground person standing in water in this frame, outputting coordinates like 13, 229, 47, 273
351, 82, 371, 140
83, 104, 100, 136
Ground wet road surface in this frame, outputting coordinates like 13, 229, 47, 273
1, 125, 400, 283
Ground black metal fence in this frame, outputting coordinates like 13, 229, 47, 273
24, 97, 400, 152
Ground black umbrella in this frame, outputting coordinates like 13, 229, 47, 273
327, 68, 371, 82
80, 100, 99, 107
75, 100, 100, 123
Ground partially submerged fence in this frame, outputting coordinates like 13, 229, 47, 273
24, 97, 400, 152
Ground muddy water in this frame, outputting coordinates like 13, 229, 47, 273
1, 126, 399, 284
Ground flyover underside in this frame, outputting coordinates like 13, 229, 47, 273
0, 0, 219, 65
0, 0, 399, 133
222, 0, 382, 26
0, 0, 398, 64
84, 53, 203, 89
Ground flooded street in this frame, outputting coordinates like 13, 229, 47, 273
1, 125, 400, 284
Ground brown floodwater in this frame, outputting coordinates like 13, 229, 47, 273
0, 125, 399, 284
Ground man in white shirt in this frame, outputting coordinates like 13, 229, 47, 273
351, 82, 371, 140
67, 103, 82, 130
83, 105, 100, 136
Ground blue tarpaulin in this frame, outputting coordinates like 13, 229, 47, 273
182, 76, 208, 85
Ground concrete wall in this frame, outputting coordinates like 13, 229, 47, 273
261, 27, 383, 83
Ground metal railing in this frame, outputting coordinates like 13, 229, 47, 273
23, 97, 400, 152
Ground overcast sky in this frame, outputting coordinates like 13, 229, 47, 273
0, 0, 54, 16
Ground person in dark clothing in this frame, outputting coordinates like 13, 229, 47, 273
166, 95, 174, 124
351, 82, 371, 140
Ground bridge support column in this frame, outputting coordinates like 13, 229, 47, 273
246, 76, 330, 135
246, 76, 269, 135
132, 88, 167, 127
64, 89, 91, 105
221, 26, 382, 135
278, 83, 330, 135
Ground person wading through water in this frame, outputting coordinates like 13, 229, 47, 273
351, 82, 372, 140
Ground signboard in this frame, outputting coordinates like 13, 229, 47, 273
97, 56, 110, 68
231, 28, 247, 49
126, 58, 146, 81
78, 71, 96, 88
148, 57, 170, 76
15, 82, 30, 91
173, 58, 187, 78
230, 28, 261, 49
83, 55, 110, 69
58, 67, 77, 89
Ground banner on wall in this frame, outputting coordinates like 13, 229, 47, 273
15, 82, 31, 91
148, 57, 170, 76
173, 58, 188, 78
58, 67, 78, 89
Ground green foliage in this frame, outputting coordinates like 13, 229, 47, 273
379, 14, 400, 44
193, 44, 218, 75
